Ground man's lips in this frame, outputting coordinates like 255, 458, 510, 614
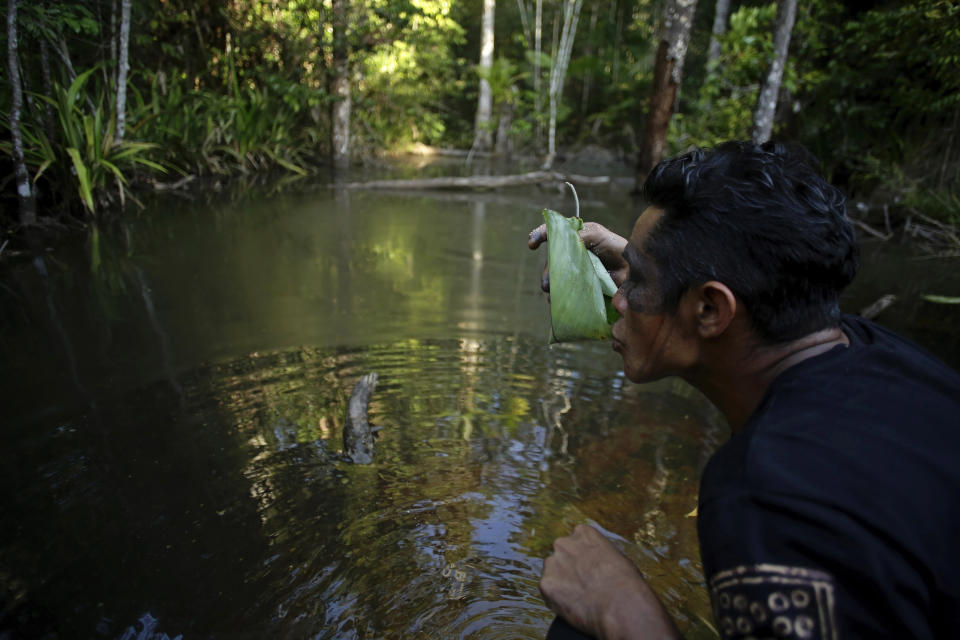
611, 333, 624, 352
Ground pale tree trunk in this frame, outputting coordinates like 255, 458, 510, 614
331, 0, 351, 171
543, 0, 583, 170
707, 0, 730, 68
534, 0, 542, 150
7, 0, 36, 225
115, 0, 131, 142
635, 0, 698, 189
473, 0, 495, 151
751, 0, 797, 144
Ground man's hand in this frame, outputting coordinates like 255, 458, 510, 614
540, 524, 681, 640
528, 222, 630, 293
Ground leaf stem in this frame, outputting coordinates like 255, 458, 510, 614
565, 181, 580, 218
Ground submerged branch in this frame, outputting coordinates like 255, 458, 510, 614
860, 294, 896, 320
341, 171, 609, 191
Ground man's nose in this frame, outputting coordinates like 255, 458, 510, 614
612, 288, 627, 314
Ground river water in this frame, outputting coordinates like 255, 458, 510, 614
1, 172, 957, 639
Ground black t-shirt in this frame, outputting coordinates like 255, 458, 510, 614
697, 315, 960, 639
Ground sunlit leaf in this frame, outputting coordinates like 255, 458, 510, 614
922, 294, 960, 304
66, 147, 95, 213
543, 209, 619, 343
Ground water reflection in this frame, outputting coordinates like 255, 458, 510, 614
0, 185, 781, 638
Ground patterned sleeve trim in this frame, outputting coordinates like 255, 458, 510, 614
708, 564, 838, 639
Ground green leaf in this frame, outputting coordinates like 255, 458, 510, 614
66, 147, 95, 213
543, 209, 620, 343
273, 156, 309, 176
922, 294, 960, 304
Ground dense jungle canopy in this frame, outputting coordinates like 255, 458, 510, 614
1, 0, 958, 230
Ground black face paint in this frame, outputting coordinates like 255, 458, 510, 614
621, 244, 654, 312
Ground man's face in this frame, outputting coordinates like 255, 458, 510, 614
611, 207, 697, 383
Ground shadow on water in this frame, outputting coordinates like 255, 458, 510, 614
0, 173, 956, 639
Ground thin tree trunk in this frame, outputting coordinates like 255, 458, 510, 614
635, 0, 698, 189
110, 0, 118, 63
343, 170, 610, 190
544, 0, 583, 169
115, 0, 131, 142
39, 37, 56, 143
56, 34, 97, 114
534, 0, 542, 150
331, 0, 351, 171
473, 0, 496, 151
580, 3, 598, 117
707, 0, 730, 68
611, 0, 622, 86
751, 0, 797, 144
495, 86, 516, 155
7, 0, 36, 225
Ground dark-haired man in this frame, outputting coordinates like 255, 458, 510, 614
529, 141, 960, 639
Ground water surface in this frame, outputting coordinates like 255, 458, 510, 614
1, 177, 956, 639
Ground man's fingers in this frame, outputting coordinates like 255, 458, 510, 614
528, 224, 547, 250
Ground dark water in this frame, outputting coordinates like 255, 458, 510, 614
1, 178, 957, 639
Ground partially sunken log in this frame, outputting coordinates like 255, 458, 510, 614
860, 294, 896, 320
343, 372, 378, 464
341, 171, 610, 191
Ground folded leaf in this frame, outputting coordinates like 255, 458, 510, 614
543, 209, 620, 343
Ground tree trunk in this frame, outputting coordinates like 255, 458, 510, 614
343, 170, 610, 190
331, 0, 351, 171
473, 0, 496, 151
115, 0, 131, 142
580, 3, 598, 116
706, 0, 730, 68
611, 0, 623, 86
544, 0, 583, 169
7, 0, 36, 225
751, 0, 798, 144
495, 86, 516, 155
110, 0, 118, 62
635, 0, 698, 189
534, 0, 542, 150
39, 37, 56, 143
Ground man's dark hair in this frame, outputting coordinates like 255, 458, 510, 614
640, 140, 860, 344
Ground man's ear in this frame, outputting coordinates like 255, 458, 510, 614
693, 281, 737, 338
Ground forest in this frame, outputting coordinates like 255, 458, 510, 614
1, 0, 958, 235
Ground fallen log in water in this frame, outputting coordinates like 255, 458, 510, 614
860, 294, 896, 320
340, 170, 610, 190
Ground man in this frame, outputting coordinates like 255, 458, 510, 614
528, 141, 960, 639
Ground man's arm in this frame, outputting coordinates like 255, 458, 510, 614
540, 524, 681, 640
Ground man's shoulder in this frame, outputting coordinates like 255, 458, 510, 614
701, 314, 960, 509
697, 317, 960, 638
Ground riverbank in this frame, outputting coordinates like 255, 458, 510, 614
2, 145, 957, 264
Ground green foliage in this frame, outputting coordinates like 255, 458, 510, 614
19, 2, 99, 40
903, 189, 960, 225
787, 0, 960, 196
2, 68, 165, 217
134, 75, 317, 177
352, 0, 467, 148
670, 3, 796, 151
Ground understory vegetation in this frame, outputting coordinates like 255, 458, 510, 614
1, 0, 957, 229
